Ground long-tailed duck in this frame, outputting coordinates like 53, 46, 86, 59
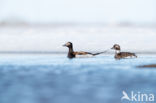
111, 44, 137, 59
63, 42, 105, 58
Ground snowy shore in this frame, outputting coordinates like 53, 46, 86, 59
0, 25, 155, 53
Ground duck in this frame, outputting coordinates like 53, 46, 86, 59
111, 44, 137, 59
63, 42, 105, 58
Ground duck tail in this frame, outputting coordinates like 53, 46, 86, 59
92, 50, 108, 56
133, 53, 137, 58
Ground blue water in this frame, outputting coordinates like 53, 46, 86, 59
0, 54, 156, 103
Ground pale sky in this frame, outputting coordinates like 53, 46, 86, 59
0, 0, 155, 23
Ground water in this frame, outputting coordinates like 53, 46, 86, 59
0, 54, 156, 103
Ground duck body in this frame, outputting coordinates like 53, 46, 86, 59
115, 52, 137, 59
68, 52, 75, 58
63, 42, 104, 59
111, 44, 137, 59
68, 51, 93, 58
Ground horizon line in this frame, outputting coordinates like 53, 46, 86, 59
0, 51, 156, 55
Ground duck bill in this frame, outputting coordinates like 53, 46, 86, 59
62, 44, 67, 47
111, 47, 114, 49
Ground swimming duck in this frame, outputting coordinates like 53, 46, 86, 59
111, 44, 137, 59
63, 42, 105, 58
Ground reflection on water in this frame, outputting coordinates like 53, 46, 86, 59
0, 54, 156, 103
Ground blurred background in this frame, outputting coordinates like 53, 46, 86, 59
0, 0, 156, 53
0, 1, 156, 103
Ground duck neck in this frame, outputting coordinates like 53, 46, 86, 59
67, 46, 75, 58
68, 46, 74, 53
115, 50, 120, 54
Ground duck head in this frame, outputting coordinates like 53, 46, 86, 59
111, 44, 121, 50
63, 42, 73, 48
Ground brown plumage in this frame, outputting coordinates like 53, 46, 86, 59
73, 51, 92, 55
137, 64, 156, 68
63, 42, 105, 58
115, 52, 137, 59
111, 44, 137, 59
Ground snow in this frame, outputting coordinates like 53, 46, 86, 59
0, 25, 155, 53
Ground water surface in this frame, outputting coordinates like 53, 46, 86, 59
0, 54, 156, 103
